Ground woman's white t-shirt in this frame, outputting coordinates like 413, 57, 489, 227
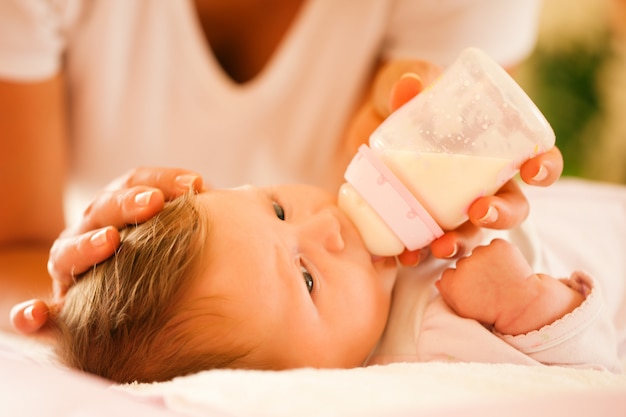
0, 0, 542, 219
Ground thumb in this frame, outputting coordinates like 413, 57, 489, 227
389, 73, 424, 112
372, 59, 442, 117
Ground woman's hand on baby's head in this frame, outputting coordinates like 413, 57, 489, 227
11, 167, 204, 334
49, 167, 205, 296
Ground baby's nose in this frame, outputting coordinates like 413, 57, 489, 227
300, 210, 344, 252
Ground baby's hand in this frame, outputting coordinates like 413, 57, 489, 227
436, 239, 585, 335
435, 239, 533, 330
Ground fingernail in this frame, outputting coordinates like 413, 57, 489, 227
532, 164, 548, 182
90, 228, 109, 247
400, 72, 422, 83
407, 251, 422, 267
24, 305, 35, 321
134, 190, 154, 207
479, 205, 499, 225
176, 175, 198, 190
444, 243, 458, 259
388, 73, 424, 114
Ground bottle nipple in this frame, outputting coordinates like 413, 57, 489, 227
338, 145, 443, 256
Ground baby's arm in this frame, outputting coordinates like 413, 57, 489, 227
435, 239, 585, 336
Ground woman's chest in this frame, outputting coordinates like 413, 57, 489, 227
191, 0, 306, 83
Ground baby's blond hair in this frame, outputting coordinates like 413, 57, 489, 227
51, 192, 247, 383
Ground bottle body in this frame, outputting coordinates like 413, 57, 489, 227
380, 151, 511, 231
339, 47, 555, 256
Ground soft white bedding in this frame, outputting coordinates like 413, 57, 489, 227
2, 178, 626, 417
118, 362, 626, 417
2, 334, 625, 417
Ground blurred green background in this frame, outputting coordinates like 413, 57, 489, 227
514, 0, 626, 184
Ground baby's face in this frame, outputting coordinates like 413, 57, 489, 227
186, 184, 397, 369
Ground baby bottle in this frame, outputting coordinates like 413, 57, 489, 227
338, 47, 555, 256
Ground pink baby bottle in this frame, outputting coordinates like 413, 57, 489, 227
338, 47, 555, 256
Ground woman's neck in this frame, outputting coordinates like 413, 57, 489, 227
193, 0, 305, 83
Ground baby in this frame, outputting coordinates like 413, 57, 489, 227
49, 184, 621, 383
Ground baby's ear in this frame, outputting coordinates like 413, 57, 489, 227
10, 299, 53, 334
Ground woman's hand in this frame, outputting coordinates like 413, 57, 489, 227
426, 134, 563, 262
343, 59, 442, 159
11, 167, 204, 334
345, 59, 564, 267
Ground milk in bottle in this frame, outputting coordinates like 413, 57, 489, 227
338, 47, 555, 256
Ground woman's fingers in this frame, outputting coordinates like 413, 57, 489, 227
342, 59, 441, 160
429, 181, 526, 260
47, 167, 205, 300
10, 299, 50, 334
107, 167, 205, 199
467, 179, 529, 230
48, 226, 120, 296
66, 167, 204, 237
430, 221, 484, 260
70, 166, 205, 235
372, 59, 442, 117
70, 186, 166, 235
49, 187, 163, 297
397, 247, 429, 267
432, 148, 560, 258
519, 146, 563, 187
388, 73, 424, 112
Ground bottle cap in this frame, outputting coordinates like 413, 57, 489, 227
344, 145, 444, 250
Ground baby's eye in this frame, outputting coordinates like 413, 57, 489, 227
273, 201, 285, 221
301, 265, 314, 294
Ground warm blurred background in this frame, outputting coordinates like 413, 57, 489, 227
515, 0, 626, 184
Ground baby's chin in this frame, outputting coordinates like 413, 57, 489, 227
371, 255, 398, 293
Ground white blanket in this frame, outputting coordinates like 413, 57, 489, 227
118, 362, 626, 417
2, 328, 625, 417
